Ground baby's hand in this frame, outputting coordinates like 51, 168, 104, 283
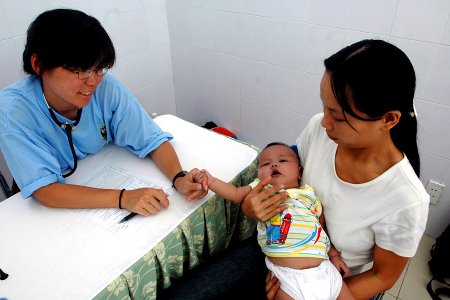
193, 170, 206, 189
194, 169, 213, 191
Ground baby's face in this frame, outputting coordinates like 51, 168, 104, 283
257, 145, 301, 189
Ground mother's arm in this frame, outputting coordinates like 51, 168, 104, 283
345, 245, 409, 299
240, 177, 288, 221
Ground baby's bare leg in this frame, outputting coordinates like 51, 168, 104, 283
336, 281, 355, 300
275, 288, 294, 300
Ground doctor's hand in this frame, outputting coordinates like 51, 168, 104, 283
241, 177, 288, 222
121, 188, 169, 216
174, 169, 208, 201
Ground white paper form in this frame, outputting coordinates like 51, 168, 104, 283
74, 165, 174, 233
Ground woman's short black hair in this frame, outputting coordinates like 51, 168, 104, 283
324, 39, 420, 176
23, 9, 115, 75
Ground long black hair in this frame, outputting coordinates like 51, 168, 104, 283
324, 39, 420, 176
23, 9, 115, 74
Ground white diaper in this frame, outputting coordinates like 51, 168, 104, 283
265, 257, 342, 300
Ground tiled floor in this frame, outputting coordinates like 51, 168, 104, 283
377, 235, 449, 300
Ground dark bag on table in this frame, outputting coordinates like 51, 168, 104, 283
427, 224, 450, 300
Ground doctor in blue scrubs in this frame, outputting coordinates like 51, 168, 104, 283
0, 9, 206, 214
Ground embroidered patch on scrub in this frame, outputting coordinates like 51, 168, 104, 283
98, 124, 107, 140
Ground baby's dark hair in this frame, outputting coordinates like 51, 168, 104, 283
262, 142, 300, 164
264, 142, 291, 150
23, 9, 115, 75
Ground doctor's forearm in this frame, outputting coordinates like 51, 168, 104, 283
33, 183, 120, 208
149, 141, 183, 181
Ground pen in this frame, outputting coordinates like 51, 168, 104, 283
119, 212, 137, 223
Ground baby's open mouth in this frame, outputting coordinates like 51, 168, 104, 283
271, 170, 281, 176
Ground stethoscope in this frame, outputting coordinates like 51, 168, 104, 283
43, 93, 82, 178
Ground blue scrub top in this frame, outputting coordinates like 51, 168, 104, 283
0, 74, 172, 197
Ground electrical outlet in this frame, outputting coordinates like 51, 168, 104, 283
425, 180, 445, 204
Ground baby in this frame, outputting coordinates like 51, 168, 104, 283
196, 142, 354, 300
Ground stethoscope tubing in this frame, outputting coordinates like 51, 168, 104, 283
48, 107, 83, 178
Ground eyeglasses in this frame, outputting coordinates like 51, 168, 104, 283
64, 67, 109, 80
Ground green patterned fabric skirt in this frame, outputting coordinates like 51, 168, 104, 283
94, 152, 259, 300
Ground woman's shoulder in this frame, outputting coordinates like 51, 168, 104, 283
0, 76, 36, 100
303, 113, 323, 131
296, 113, 332, 162
372, 160, 429, 257
298, 113, 324, 140
93, 74, 133, 106
374, 156, 430, 208
396, 157, 430, 203
310, 112, 324, 123
96, 74, 128, 92
0, 77, 41, 129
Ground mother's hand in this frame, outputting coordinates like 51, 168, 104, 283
266, 271, 280, 300
241, 177, 288, 221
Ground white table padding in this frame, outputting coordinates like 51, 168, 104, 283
0, 115, 257, 299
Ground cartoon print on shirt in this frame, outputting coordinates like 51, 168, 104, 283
266, 213, 293, 245
266, 213, 282, 245
278, 213, 292, 244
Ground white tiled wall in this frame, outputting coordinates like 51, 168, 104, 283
0, 0, 175, 114
166, 0, 450, 237
0, 0, 176, 189
0, 0, 449, 237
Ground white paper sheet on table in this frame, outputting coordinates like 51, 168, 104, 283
74, 165, 174, 233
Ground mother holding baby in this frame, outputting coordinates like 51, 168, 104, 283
161, 39, 429, 300
244, 39, 429, 299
